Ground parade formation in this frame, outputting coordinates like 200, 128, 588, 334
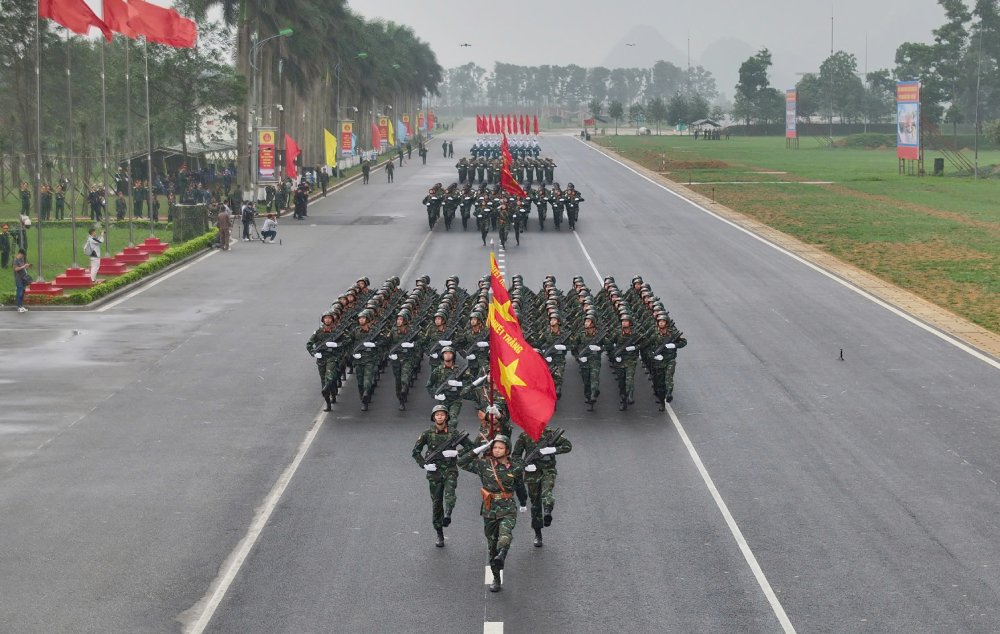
306, 271, 686, 591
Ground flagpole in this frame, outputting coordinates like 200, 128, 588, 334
143, 38, 154, 238
100, 37, 111, 257
34, 0, 44, 282
125, 37, 134, 247
66, 28, 79, 269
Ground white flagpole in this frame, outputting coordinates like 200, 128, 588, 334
101, 35, 111, 256
66, 28, 79, 269
125, 37, 134, 246
143, 37, 154, 237
34, 0, 44, 281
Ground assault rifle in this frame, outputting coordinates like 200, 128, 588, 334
522, 427, 565, 465
609, 326, 654, 361
423, 431, 471, 465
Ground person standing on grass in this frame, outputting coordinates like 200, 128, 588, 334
13, 248, 30, 312
84, 227, 105, 282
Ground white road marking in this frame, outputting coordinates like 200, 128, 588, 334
399, 228, 437, 285
97, 249, 219, 312
579, 139, 1000, 371
484, 622, 503, 633
572, 227, 796, 633
184, 409, 329, 634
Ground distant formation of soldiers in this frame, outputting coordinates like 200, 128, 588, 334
470, 137, 540, 159
455, 156, 556, 186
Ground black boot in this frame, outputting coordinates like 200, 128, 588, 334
398, 399, 406, 411
435, 527, 445, 547
492, 546, 509, 570
587, 400, 595, 412
658, 399, 666, 412
489, 564, 502, 592
533, 528, 543, 547
618, 398, 627, 411
543, 506, 553, 527
627, 390, 635, 405
322, 389, 332, 412
442, 511, 451, 527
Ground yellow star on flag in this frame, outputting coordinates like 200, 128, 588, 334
490, 297, 515, 325
497, 357, 527, 399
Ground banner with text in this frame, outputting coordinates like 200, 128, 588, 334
896, 81, 921, 160
785, 90, 797, 139
378, 116, 390, 149
340, 121, 354, 153
256, 128, 277, 182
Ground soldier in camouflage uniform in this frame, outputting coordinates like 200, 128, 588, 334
426, 347, 476, 421
531, 315, 571, 400
607, 314, 644, 411
511, 427, 572, 547
458, 435, 529, 592
388, 310, 421, 410
644, 312, 687, 409
573, 313, 606, 411
412, 405, 476, 546
351, 309, 384, 411
306, 312, 341, 411
473, 400, 512, 442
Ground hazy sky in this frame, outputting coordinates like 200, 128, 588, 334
350, 0, 947, 96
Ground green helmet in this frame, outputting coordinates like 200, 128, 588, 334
431, 404, 450, 421
440, 346, 455, 356
492, 434, 511, 447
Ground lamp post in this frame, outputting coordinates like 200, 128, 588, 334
248, 27, 292, 201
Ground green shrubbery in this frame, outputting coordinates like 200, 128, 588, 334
839, 133, 897, 149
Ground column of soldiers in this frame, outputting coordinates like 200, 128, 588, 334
455, 156, 556, 187
470, 138, 541, 159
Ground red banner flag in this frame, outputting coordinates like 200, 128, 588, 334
476, 115, 482, 134
102, 0, 136, 38
500, 134, 526, 198
370, 122, 381, 148
533, 115, 539, 135
40, 0, 113, 40
284, 133, 300, 180
494, 115, 501, 135
488, 253, 556, 441
500, 133, 513, 164
128, 0, 197, 47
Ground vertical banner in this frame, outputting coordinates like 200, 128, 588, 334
417, 111, 425, 131
785, 90, 797, 139
402, 113, 412, 137
428, 109, 435, 131
896, 81, 920, 160
340, 121, 354, 153
378, 116, 389, 148
257, 127, 277, 182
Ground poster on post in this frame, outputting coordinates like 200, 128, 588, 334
896, 81, 920, 160
785, 90, 797, 139
257, 128, 277, 182
340, 121, 354, 153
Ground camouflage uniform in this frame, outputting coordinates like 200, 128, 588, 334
306, 314, 350, 409
607, 326, 644, 409
351, 316, 385, 409
533, 327, 571, 398
388, 321, 421, 409
511, 429, 572, 536
425, 355, 474, 421
644, 324, 688, 407
412, 420, 475, 533
573, 325, 605, 408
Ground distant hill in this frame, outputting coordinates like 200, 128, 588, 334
699, 37, 755, 100
602, 24, 686, 70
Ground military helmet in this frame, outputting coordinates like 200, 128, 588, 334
358, 308, 374, 321
440, 345, 455, 355
321, 311, 335, 322
357, 276, 370, 286
431, 404, 450, 421
631, 275, 643, 286
491, 434, 511, 447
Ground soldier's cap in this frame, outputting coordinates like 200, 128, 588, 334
440, 346, 455, 355
358, 309, 374, 321
434, 309, 447, 319
357, 277, 370, 286
397, 309, 410, 320
656, 313, 669, 322
490, 434, 511, 448
321, 311, 335, 321
470, 312, 483, 321
389, 276, 400, 286
431, 404, 450, 421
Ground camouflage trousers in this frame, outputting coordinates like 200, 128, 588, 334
427, 469, 459, 530
355, 362, 378, 399
578, 360, 601, 401
525, 470, 557, 530
546, 360, 566, 393
484, 511, 517, 559
610, 357, 638, 400
650, 358, 677, 400
316, 357, 340, 393
441, 396, 463, 422
390, 358, 417, 397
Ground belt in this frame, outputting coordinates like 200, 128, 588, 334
491, 492, 513, 500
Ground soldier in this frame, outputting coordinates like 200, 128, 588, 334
385, 159, 394, 183
40, 184, 52, 221
426, 346, 473, 421
456, 157, 469, 184
496, 203, 510, 249
458, 435, 529, 592
412, 405, 476, 546
459, 183, 475, 230
352, 308, 383, 411
88, 186, 105, 221
511, 427, 572, 547
457, 311, 489, 375
644, 313, 687, 409
306, 312, 345, 411
549, 184, 565, 231
474, 399, 511, 443
132, 180, 146, 218
54, 184, 66, 220
361, 159, 371, 184
607, 314, 644, 410
532, 315, 571, 399
448, 141, 454, 158
573, 313, 605, 411
422, 184, 443, 230
19, 182, 30, 216
388, 310, 421, 410
441, 140, 448, 158
564, 183, 584, 230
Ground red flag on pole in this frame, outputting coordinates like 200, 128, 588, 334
519, 115, 525, 135
370, 122, 382, 148
285, 134, 300, 180
40, 0, 113, 40
533, 115, 539, 135
102, 0, 136, 38
476, 115, 482, 134
494, 115, 501, 135
128, 0, 197, 47
488, 252, 556, 441
500, 133, 526, 198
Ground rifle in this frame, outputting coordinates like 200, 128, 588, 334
423, 431, 471, 465
577, 325, 611, 360
310, 318, 357, 357
522, 427, 565, 465
610, 327, 652, 361
386, 313, 433, 360
432, 355, 473, 398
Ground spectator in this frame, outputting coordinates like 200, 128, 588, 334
13, 248, 30, 312
241, 200, 254, 241
216, 203, 232, 251
83, 226, 105, 282
261, 213, 278, 243
0, 223, 10, 269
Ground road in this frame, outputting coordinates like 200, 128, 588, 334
1, 131, 999, 633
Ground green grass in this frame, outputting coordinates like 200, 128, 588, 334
594, 135, 1000, 334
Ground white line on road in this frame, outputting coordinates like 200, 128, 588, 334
580, 139, 999, 370
572, 227, 796, 633
484, 622, 503, 633
184, 409, 328, 634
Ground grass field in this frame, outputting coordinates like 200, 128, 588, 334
593, 135, 1000, 334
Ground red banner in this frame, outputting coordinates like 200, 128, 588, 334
41, 0, 113, 40
533, 115, 539, 135
378, 116, 389, 147
417, 112, 425, 130
285, 134, 300, 180
340, 121, 353, 152
402, 114, 412, 137
257, 128, 276, 182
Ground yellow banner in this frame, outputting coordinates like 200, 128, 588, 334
324, 128, 337, 168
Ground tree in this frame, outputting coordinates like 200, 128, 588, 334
647, 97, 667, 134
628, 102, 645, 127
666, 92, 688, 126
587, 98, 602, 132
819, 51, 865, 124
734, 48, 774, 127
608, 100, 624, 134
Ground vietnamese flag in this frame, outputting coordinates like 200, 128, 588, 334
40, 0, 113, 41
533, 114, 539, 135
500, 133, 526, 197
494, 115, 501, 135
102, 0, 136, 38
488, 252, 556, 441
284, 133, 300, 179
128, 0, 197, 48
370, 122, 381, 148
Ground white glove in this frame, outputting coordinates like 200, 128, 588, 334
539, 446, 557, 455
518, 506, 528, 513
467, 354, 476, 360
441, 449, 459, 458
665, 343, 677, 349
389, 354, 398, 360
473, 443, 491, 455
589, 344, 601, 351
486, 404, 501, 416
423, 463, 437, 472
363, 341, 376, 348
654, 354, 663, 361
477, 341, 489, 348
434, 394, 446, 401
430, 353, 439, 359
401, 342, 414, 348
625, 346, 636, 352
524, 464, 537, 472
325, 341, 337, 348
534, 348, 541, 353
438, 339, 452, 346
545, 356, 553, 362
615, 356, 622, 362
352, 353, 362, 359
448, 379, 463, 387
554, 344, 567, 351
578, 356, 588, 363
313, 352, 323, 359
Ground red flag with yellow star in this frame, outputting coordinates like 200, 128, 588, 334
488, 252, 556, 441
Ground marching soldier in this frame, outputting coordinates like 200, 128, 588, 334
457, 310, 489, 375
607, 314, 644, 410
644, 313, 687, 409
426, 346, 474, 421
352, 308, 384, 411
388, 310, 421, 410
512, 427, 572, 547
474, 399, 511, 442
573, 313, 606, 411
412, 405, 476, 547
458, 435, 529, 592
532, 315, 571, 400
306, 311, 349, 411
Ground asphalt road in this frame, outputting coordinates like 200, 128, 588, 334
1, 132, 999, 634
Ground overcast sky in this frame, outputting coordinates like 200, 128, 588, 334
350, 0, 947, 97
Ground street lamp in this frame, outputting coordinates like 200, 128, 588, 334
248, 27, 293, 200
